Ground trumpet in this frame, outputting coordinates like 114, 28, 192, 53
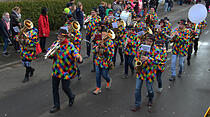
44, 40, 60, 59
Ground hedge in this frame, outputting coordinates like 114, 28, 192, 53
0, 0, 113, 30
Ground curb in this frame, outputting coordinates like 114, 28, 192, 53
0, 60, 21, 70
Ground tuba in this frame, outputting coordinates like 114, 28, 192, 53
135, 59, 142, 71
107, 29, 116, 39
69, 21, 80, 32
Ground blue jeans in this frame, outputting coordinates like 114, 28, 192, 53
2, 36, 8, 53
156, 70, 162, 88
95, 65, 111, 88
171, 54, 185, 77
164, 3, 169, 12
135, 78, 154, 107
124, 54, 134, 75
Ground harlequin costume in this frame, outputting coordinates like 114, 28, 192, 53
145, 11, 158, 31
123, 27, 140, 78
112, 24, 127, 65
19, 28, 39, 83
48, 29, 82, 113
92, 32, 114, 95
170, 19, 191, 80
132, 34, 161, 110
85, 15, 101, 57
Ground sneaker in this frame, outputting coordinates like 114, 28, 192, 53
130, 106, 140, 112
157, 88, 163, 93
169, 76, 175, 81
122, 74, 128, 79
93, 87, 101, 95
2, 52, 10, 57
49, 106, 60, 113
106, 78, 112, 88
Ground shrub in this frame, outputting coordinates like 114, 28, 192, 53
0, 0, 113, 30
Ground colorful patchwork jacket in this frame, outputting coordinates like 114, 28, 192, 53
115, 25, 127, 48
165, 22, 172, 35
135, 21, 146, 32
19, 29, 39, 60
170, 28, 191, 56
155, 27, 168, 43
186, 25, 199, 46
145, 11, 158, 29
71, 30, 82, 53
127, 7, 136, 18
103, 16, 117, 29
48, 39, 80, 80
135, 45, 161, 82
198, 20, 207, 30
156, 46, 167, 72
86, 16, 101, 36
92, 37, 114, 69
124, 32, 140, 56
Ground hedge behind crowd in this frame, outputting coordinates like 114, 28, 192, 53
0, 0, 113, 30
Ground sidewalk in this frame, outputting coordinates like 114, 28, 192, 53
0, 3, 193, 68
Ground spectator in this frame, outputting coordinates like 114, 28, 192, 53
165, 0, 169, 12
38, 7, 50, 53
66, 0, 75, 7
112, 0, 122, 12
106, 4, 113, 16
0, 12, 11, 56
76, 2, 84, 31
98, 1, 107, 21
205, 0, 210, 12
10, 6, 21, 52
71, 4, 77, 20
143, 0, 148, 16
168, 0, 173, 11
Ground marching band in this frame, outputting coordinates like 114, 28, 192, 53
15, 2, 208, 113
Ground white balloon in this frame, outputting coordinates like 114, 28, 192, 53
188, 4, 207, 24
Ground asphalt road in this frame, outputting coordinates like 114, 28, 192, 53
0, 3, 209, 117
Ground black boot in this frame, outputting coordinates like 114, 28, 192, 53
69, 95, 75, 107
187, 60, 190, 66
22, 75, 29, 83
30, 68, 35, 77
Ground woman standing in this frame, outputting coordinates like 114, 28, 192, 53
38, 7, 50, 53
0, 12, 11, 56
10, 6, 22, 52
76, 2, 84, 31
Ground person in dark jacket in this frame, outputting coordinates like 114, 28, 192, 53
76, 2, 84, 31
10, 6, 21, 52
0, 12, 11, 56
38, 7, 50, 53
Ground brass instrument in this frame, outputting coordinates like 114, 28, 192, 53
135, 59, 142, 71
44, 40, 60, 59
68, 21, 80, 32
18, 20, 34, 46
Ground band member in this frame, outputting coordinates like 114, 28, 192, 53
145, 7, 158, 31
67, 20, 82, 79
122, 26, 140, 79
131, 34, 161, 112
47, 29, 83, 113
194, 20, 207, 55
135, 15, 146, 33
85, 8, 101, 58
155, 40, 167, 93
186, 19, 199, 66
164, 17, 172, 34
169, 19, 190, 81
92, 29, 114, 95
17, 22, 39, 83
91, 22, 104, 72
112, 19, 127, 66
155, 19, 169, 50
103, 10, 117, 29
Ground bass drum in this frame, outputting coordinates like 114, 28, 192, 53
120, 11, 132, 26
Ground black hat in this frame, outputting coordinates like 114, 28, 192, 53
66, 3, 73, 8
178, 19, 187, 25
164, 17, 169, 21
